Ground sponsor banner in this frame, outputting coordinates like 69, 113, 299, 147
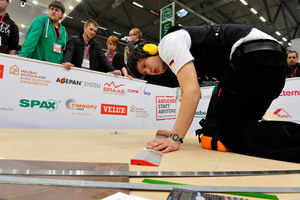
1, 54, 299, 129
269, 78, 300, 124
0, 54, 172, 129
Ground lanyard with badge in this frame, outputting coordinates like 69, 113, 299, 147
106, 51, 116, 64
0, 14, 5, 47
81, 36, 90, 69
52, 23, 62, 54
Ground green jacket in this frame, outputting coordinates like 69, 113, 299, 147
19, 16, 68, 64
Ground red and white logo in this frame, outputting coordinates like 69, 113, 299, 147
101, 104, 127, 115
0, 65, 3, 79
280, 90, 300, 96
103, 81, 125, 95
127, 89, 140, 94
273, 109, 292, 119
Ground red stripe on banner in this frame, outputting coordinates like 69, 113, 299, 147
0, 65, 4, 79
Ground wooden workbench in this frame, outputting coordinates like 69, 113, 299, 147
0, 129, 299, 199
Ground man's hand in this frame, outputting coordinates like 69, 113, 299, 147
108, 70, 122, 75
125, 74, 133, 79
62, 62, 74, 70
146, 130, 181, 153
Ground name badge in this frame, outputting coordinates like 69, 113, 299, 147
81, 58, 90, 69
53, 43, 62, 54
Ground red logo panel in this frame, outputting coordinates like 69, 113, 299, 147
0, 65, 4, 79
101, 104, 127, 115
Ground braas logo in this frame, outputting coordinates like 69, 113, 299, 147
101, 104, 127, 115
0, 65, 3, 79
56, 77, 82, 85
65, 99, 97, 110
19, 99, 58, 112
273, 109, 292, 119
9, 65, 19, 75
103, 81, 125, 95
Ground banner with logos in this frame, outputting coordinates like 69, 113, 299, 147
0, 54, 176, 130
268, 77, 300, 124
0, 54, 299, 131
185, 78, 300, 132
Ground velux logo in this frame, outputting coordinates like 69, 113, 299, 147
273, 109, 292, 119
101, 104, 127, 115
103, 81, 125, 95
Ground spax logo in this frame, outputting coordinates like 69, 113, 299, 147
19, 99, 58, 112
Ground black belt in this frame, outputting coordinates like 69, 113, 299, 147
232, 40, 285, 59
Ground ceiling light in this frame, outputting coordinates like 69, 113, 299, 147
76, 0, 81, 2
276, 31, 281, 36
288, 43, 291, 46
68, 5, 74, 10
98, 26, 107, 31
19, 0, 26, 7
176, 9, 189, 18
65, 15, 73, 19
282, 37, 287, 42
240, 0, 248, 6
20, 24, 25, 28
250, 8, 257, 14
32, 0, 38, 5
113, 31, 121, 35
132, 2, 143, 8
259, 16, 266, 22
120, 36, 127, 41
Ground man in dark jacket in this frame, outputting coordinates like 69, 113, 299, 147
127, 24, 300, 163
63, 19, 121, 75
0, 0, 19, 55
286, 50, 300, 78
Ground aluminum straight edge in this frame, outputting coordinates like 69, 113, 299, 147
0, 175, 299, 193
0, 169, 299, 177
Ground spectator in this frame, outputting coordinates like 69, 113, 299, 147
0, 0, 19, 55
18, 0, 67, 64
62, 19, 121, 75
126, 28, 143, 55
106, 35, 132, 78
286, 50, 300, 78
127, 24, 300, 163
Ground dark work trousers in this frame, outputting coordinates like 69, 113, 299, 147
202, 49, 300, 163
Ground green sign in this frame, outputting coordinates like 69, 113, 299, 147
160, 21, 173, 39
160, 2, 175, 40
161, 4, 173, 21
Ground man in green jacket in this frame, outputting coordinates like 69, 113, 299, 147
18, 1, 68, 64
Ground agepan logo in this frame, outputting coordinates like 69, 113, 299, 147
56, 77, 82, 85
19, 99, 58, 112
